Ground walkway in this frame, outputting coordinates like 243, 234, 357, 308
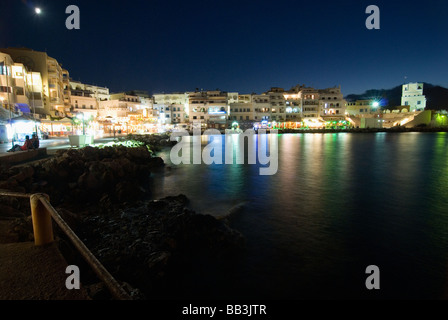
0, 240, 90, 300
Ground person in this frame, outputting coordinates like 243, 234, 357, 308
30, 133, 39, 149
7, 135, 33, 152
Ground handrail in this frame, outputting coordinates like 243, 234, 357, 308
0, 190, 132, 300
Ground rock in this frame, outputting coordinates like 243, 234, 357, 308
56, 208, 82, 231
0, 204, 26, 220
85, 282, 110, 300
11, 216, 34, 242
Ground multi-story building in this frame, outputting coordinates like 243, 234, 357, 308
265, 87, 286, 122
1, 48, 71, 118
346, 100, 376, 116
0, 52, 44, 118
98, 91, 155, 133
283, 91, 302, 122
153, 92, 189, 125
229, 94, 255, 128
188, 90, 228, 129
318, 86, 346, 118
402, 82, 426, 112
71, 80, 110, 101
70, 85, 99, 120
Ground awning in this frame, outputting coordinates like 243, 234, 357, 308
15, 103, 31, 114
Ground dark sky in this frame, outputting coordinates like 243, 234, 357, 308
1, 0, 447, 95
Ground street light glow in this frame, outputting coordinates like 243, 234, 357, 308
35, 8, 41, 14
372, 102, 379, 108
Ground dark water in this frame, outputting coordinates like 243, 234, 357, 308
149, 132, 448, 299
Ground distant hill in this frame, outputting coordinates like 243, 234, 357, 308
345, 83, 448, 110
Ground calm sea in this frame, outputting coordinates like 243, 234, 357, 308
149, 132, 448, 299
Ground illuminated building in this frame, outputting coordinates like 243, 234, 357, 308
402, 82, 426, 112
188, 90, 229, 129
318, 86, 347, 119
0, 48, 71, 118
153, 92, 189, 125
346, 100, 376, 116
98, 92, 155, 134
0, 52, 44, 118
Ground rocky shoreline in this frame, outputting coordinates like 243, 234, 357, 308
0, 140, 245, 299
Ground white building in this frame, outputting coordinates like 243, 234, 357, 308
318, 86, 346, 118
402, 82, 426, 112
1, 48, 71, 118
188, 90, 228, 129
0, 52, 44, 119
153, 92, 189, 125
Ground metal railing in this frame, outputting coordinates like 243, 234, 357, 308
0, 190, 132, 300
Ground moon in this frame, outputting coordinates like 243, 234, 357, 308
35, 8, 41, 14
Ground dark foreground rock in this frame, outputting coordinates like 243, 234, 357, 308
78, 194, 245, 299
0, 145, 245, 299
0, 145, 164, 206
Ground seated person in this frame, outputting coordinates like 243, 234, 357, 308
8, 135, 33, 152
30, 133, 40, 149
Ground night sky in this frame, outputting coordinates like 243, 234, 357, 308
1, 0, 447, 95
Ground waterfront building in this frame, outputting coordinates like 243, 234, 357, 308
1, 48, 71, 118
229, 94, 256, 129
70, 80, 110, 102
153, 92, 189, 125
282, 91, 302, 123
345, 100, 376, 116
188, 90, 229, 129
318, 86, 347, 119
0, 52, 44, 119
98, 91, 155, 134
253, 93, 271, 122
401, 82, 426, 112
70, 84, 99, 120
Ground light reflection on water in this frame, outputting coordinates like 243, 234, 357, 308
149, 132, 448, 299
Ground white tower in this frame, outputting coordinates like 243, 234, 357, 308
401, 83, 426, 112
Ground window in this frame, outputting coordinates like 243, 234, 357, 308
166, 114, 170, 118
200, 116, 204, 119
240, 116, 243, 120
82, 105, 86, 109
15, 87, 24, 95
405, 101, 408, 105
246, 116, 249, 120
417, 101, 421, 105
193, 116, 197, 119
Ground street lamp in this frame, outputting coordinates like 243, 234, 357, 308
76, 113, 85, 135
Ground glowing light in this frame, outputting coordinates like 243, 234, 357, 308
35, 8, 41, 14
372, 102, 379, 108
